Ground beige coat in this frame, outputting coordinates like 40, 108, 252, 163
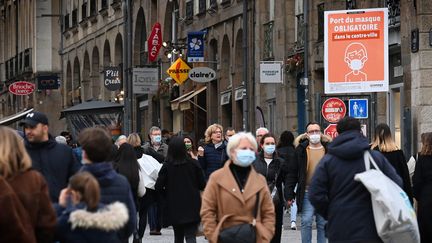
200, 160, 275, 243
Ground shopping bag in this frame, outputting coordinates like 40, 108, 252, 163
354, 151, 420, 243
138, 154, 162, 189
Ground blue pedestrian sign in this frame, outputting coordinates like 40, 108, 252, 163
349, 99, 368, 119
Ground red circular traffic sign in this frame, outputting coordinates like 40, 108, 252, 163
8, 81, 35, 96
322, 98, 346, 123
324, 124, 339, 139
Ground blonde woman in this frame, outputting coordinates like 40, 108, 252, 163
0, 126, 56, 242
198, 124, 228, 180
127, 133, 145, 159
370, 123, 413, 204
201, 132, 275, 242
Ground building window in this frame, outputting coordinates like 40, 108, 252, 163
221, 0, 230, 6
198, 0, 206, 14
317, 3, 324, 41
186, 1, 193, 20
386, 0, 400, 27
263, 21, 274, 59
346, 0, 356, 9
72, 9, 78, 27
296, 14, 305, 49
90, 0, 97, 16
81, 2, 87, 20
101, 0, 108, 10
64, 13, 70, 29
210, 0, 217, 8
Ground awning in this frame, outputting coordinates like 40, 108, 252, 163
179, 86, 207, 111
60, 100, 124, 119
0, 108, 34, 126
170, 89, 195, 111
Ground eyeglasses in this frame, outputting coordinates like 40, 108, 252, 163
212, 131, 222, 134
307, 130, 321, 135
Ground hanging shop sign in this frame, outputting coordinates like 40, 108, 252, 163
104, 66, 121, 91
37, 75, 60, 90
187, 31, 205, 62
9, 81, 35, 95
321, 97, 347, 123
167, 58, 191, 85
260, 61, 283, 83
132, 67, 159, 94
324, 8, 388, 94
148, 22, 162, 62
188, 67, 216, 83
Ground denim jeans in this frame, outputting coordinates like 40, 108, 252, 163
290, 200, 298, 223
301, 191, 326, 243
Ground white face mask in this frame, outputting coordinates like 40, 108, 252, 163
349, 59, 363, 70
309, 134, 321, 144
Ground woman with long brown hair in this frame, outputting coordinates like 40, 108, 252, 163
370, 123, 413, 204
0, 126, 56, 243
413, 132, 432, 242
56, 172, 129, 242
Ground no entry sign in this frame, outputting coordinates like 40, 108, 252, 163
322, 97, 346, 123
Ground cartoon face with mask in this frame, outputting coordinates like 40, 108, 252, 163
344, 42, 368, 82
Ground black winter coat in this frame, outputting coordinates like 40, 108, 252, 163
284, 134, 330, 212
413, 154, 432, 243
81, 162, 137, 241
309, 131, 402, 243
253, 152, 287, 206
155, 158, 206, 226
198, 143, 228, 180
24, 136, 81, 202
374, 148, 413, 204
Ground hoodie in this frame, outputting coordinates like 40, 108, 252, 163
308, 130, 402, 243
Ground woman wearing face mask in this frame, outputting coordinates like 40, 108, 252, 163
184, 136, 198, 160
253, 133, 287, 243
200, 132, 275, 243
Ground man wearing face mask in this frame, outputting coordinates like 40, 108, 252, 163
253, 133, 288, 243
285, 122, 332, 243
142, 126, 168, 236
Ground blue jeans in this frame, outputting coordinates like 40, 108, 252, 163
301, 191, 326, 243
290, 200, 298, 223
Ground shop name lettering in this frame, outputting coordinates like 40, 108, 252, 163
168, 69, 189, 74
149, 27, 161, 59
11, 83, 34, 93
189, 71, 215, 78
105, 70, 121, 85
263, 70, 279, 76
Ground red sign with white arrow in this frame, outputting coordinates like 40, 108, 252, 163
9, 81, 35, 95
148, 22, 162, 62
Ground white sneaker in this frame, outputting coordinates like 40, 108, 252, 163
290, 221, 297, 230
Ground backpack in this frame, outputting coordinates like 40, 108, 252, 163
354, 151, 420, 243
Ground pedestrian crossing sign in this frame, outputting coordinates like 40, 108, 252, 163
348, 99, 368, 119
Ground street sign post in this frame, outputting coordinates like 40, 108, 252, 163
349, 98, 368, 119
322, 97, 347, 123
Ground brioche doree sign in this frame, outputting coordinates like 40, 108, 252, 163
9, 81, 35, 95
324, 8, 388, 94
167, 58, 191, 85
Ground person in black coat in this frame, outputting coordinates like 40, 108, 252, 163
370, 123, 413, 204
253, 133, 287, 243
198, 124, 228, 180
155, 136, 206, 243
309, 117, 402, 243
413, 132, 432, 243
20, 111, 81, 202
114, 143, 140, 207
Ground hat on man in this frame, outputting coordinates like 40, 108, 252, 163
19, 111, 49, 127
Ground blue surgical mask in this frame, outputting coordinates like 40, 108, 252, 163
264, 144, 276, 155
152, 135, 162, 143
234, 149, 256, 167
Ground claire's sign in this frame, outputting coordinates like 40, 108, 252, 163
104, 67, 121, 91
9, 81, 35, 95
148, 22, 162, 62
188, 67, 216, 83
